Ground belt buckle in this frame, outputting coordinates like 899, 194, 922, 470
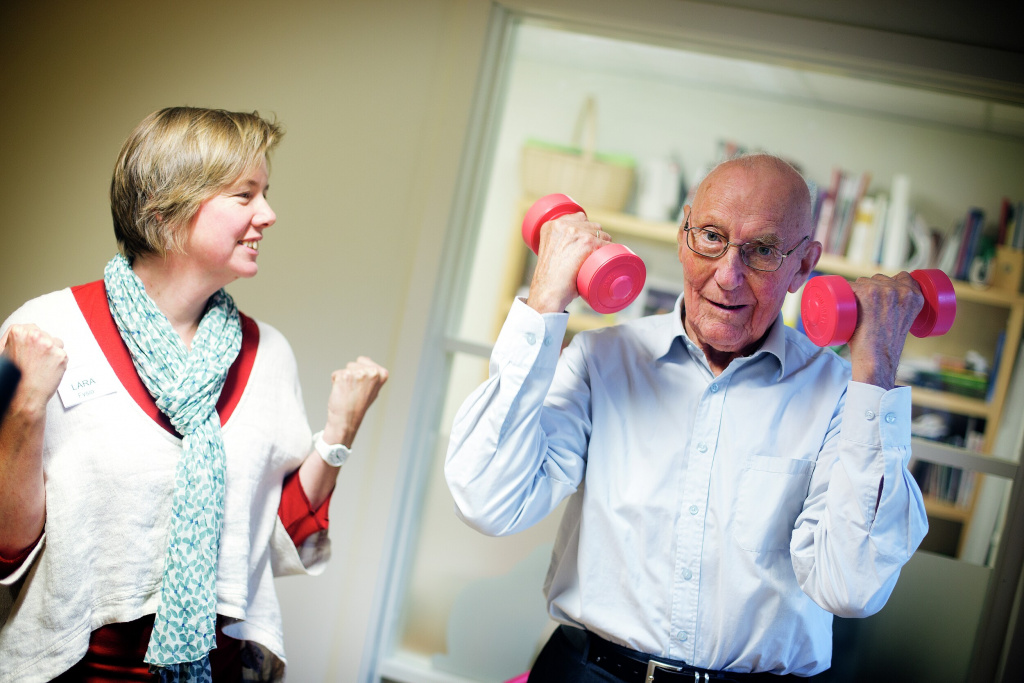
645, 658, 683, 682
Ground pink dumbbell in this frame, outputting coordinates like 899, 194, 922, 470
801, 269, 957, 346
522, 194, 646, 314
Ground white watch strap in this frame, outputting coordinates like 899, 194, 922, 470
312, 430, 351, 467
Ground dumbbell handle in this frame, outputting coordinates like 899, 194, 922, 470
801, 269, 956, 347
521, 195, 584, 254
521, 194, 646, 314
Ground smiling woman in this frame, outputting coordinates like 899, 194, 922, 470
142, 158, 277, 322
0, 106, 389, 683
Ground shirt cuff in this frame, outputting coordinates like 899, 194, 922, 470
491, 298, 568, 371
840, 381, 912, 448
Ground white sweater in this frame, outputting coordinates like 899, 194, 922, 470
0, 287, 329, 682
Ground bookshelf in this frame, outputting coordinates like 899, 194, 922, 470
499, 198, 1024, 556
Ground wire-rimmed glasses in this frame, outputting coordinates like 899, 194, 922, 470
682, 215, 808, 273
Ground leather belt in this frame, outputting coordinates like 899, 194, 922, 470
572, 627, 780, 683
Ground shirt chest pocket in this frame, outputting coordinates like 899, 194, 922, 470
733, 454, 815, 552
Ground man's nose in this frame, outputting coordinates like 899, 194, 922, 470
714, 245, 746, 290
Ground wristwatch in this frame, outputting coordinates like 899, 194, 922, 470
312, 430, 351, 468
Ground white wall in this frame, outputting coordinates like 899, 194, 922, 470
0, 1, 492, 681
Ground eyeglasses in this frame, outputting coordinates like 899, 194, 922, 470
682, 215, 809, 273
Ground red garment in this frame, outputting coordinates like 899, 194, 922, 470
0, 281, 332, 679
50, 615, 242, 683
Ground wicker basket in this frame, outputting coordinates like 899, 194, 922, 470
521, 97, 635, 212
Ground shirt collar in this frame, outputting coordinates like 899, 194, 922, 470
650, 292, 788, 380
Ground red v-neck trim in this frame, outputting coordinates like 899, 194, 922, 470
71, 280, 259, 437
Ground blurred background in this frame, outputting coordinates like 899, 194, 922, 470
2, 2, 1023, 682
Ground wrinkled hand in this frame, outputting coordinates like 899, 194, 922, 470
847, 272, 925, 390
321, 356, 389, 447
1, 324, 68, 420
526, 212, 611, 314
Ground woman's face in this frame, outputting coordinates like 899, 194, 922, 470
184, 158, 276, 287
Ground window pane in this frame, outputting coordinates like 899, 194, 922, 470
392, 351, 564, 680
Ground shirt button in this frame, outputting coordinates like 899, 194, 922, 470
542, 335, 552, 346
697, 442, 707, 453
885, 413, 896, 424
710, 384, 719, 393
864, 410, 875, 420
525, 332, 536, 345
683, 569, 693, 580
677, 631, 688, 642
689, 505, 699, 515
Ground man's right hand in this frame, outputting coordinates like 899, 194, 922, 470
525, 212, 610, 314
1, 324, 67, 421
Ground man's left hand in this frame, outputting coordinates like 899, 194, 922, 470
846, 272, 925, 390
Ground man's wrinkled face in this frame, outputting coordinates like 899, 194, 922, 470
677, 159, 818, 363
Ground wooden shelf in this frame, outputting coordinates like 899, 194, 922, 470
568, 313, 617, 333
585, 205, 678, 243
924, 497, 973, 524
815, 253, 1024, 307
909, 386, 993, 419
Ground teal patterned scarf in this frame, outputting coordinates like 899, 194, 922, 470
104, 254, 242, 682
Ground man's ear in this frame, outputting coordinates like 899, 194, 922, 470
677, 205, 690, 264
787, 239, 823, 294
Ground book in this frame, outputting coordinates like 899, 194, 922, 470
936, 217, 965, 277
905, 213, 934, 271
953, 209, 974, 280
955, 208, 985, 281
882, 174, 911, 269
809, 183, 824, 233
870, 193, 888, 265
912, 461, 976, 509
830, 171, 871, 256
988, 330, 1006, 402
997, 197, 1012, 246
956, 470, 977, 508
814, 168, 843, 251
1011, 200, 1019, 250
845, 196, 878, 265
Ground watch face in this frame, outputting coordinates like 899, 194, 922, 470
325, 447, 346, 466
321, 443, 348, 467
314, 432, 349, 467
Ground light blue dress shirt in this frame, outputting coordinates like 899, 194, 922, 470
445, 297, 928, 675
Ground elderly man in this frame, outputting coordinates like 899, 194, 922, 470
445, 154, 928, 681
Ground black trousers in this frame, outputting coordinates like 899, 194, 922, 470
527, 625, 814, 683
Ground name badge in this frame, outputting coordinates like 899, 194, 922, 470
57, 362, 117, 408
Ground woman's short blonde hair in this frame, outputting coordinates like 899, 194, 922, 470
110, 107, 283, 260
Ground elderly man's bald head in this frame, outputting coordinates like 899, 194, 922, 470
693, 154, 814, 241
